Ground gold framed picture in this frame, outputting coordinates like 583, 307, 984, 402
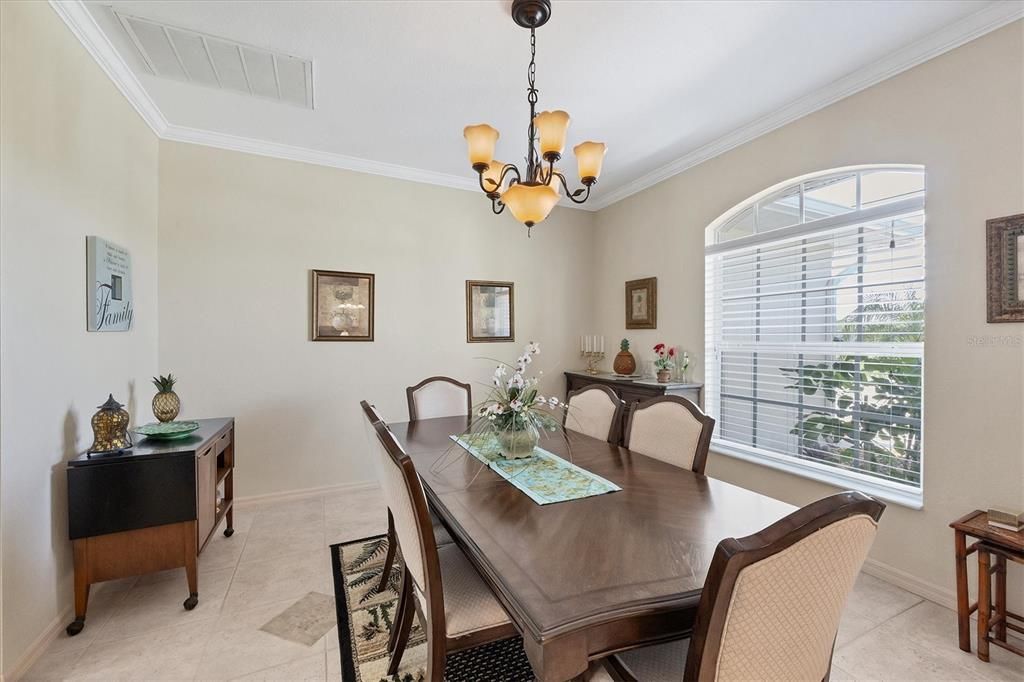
311, 270, 374, 341
987, 213, 1024, 323
625, 277, 657, 329
466, 280, 514, 343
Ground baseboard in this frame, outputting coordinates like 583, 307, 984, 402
233, 480, 378, 508
4, 605, 74, 682
862, 557, 957, 611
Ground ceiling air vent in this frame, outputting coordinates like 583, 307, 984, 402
114, 11, 313, 109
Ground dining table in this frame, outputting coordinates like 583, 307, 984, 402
390, 415, 796, 682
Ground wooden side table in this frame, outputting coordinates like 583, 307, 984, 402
976, 542, 1024, 661
950, 510, 1024, 655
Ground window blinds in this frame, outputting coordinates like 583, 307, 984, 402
705, 193, 925, 491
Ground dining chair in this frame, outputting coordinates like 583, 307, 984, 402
622, 395, 715, 474
363, 405, 454, 597
592, 491, 885, 682
360, 401, 518, 680
406, 375, 472, 421
564, 384, 626, 443
376, 378, 468, 594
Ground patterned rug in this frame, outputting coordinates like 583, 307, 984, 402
330, 535, 536, 681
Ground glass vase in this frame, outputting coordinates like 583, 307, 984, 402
495, 422, 540, 459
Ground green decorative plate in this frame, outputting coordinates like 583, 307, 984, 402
134, 421, 200, 440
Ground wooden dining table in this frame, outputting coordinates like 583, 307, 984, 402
390, 415, 796, 682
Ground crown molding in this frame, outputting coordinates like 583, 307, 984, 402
49, 1, 167, 135
588, 1, 1024, 210
161, 124, 486, 194
52, 0, 1020, 213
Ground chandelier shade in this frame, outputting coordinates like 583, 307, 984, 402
573, 141, 607, 184
464, 124, 500, 169
533, 110, 570, 158
501, 183, 560, 227
481, 160, 506, 196
462, 0, 605, 236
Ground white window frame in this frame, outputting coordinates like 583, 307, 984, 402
705, 165, 926, 509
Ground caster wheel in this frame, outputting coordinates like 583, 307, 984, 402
66, 619, 85, 636
183, 594, 199, 610
224, 528, 234, 537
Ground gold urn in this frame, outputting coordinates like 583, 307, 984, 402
87, 394, 134, 455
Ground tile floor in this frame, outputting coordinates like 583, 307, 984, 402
22, 488, 1024, 681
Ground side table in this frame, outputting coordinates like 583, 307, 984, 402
950, 510, 1024, 655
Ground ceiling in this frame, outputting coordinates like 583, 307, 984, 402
73, 0, 1021, 209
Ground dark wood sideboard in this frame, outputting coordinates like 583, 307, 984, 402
65, 417, 235, 635
565, 371, 704, 409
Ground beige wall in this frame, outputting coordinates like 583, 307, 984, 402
0, 1, 159, 675
592, 20, 1024, 604
157, 141, 595, 497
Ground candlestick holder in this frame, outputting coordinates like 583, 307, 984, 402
581, 351, 604, 375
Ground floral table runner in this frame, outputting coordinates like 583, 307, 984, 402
449, 432, 621, 505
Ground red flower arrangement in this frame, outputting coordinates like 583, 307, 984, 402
653, 343, 676, 370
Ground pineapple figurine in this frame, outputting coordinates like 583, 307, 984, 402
613, 338, 637, 376
151, 373, 181, 423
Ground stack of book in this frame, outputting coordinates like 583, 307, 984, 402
987, 507, 1024, 532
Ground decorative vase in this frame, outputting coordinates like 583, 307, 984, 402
613, 351, 636, 375
656, 368, 672, 383
495, 423, 540, 459
152, 391, 180, 422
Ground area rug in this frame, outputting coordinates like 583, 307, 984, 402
330, 535, 536, 681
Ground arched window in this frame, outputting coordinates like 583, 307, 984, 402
704, 166, 925, 507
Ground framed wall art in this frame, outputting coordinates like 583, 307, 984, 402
466, 280, 514, 343
625, 277, 657, 329
311, 270, 375, 341
986, 213, 1024, 323
87, 236, 133, 332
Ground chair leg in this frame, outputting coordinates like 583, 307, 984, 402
378, 510, 397, 594
425, 626, 446, 682
387, 571, 414, 675
978, 548, 990, 662
388, 567, 410, 655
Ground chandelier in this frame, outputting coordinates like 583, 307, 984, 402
463, 0, 606, 236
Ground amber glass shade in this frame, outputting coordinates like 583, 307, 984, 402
481, 160, 506, 194
533, 110, 570, 157
464, 124, 500, 168
501, 183, 560, 226
574, 141, 606, 183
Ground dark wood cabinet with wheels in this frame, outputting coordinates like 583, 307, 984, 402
65, 417, 235, 635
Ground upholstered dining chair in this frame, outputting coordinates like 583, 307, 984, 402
591, 491, 885, 682
406, 375, 472, 421
622, 395, 715, 474
359, 401, 518, 680
374, 378, 468, 594
564, 384, 626, 443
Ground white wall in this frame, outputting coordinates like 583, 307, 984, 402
156, 141, 595, 497
591, 20, 1024, 606
0, 1, 159, 675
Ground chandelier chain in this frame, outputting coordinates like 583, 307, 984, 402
526, 28, 539, 180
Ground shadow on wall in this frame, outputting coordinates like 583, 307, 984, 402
51, 406, 80, 608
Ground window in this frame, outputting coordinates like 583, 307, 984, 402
705, 167, 925, 507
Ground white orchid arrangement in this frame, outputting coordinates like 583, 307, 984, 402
473, 342, 566, 435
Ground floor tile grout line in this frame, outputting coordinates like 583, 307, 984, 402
835, 596, 925, 652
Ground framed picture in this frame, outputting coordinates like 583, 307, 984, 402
86, 236, 133, 332
311, 270, 374, 341
466, 280, 514, 343
987, 213, 1024, 323
625, 277, 657, 329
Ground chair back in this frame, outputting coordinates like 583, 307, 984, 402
623, 395, 715, 473
685, 491, 885, 682
564, 384, 625, 443
406, 376, 472, 420
360, 401, 443, 623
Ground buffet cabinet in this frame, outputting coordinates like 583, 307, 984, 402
564, 371, 704, 410
65, 417, 235, 635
